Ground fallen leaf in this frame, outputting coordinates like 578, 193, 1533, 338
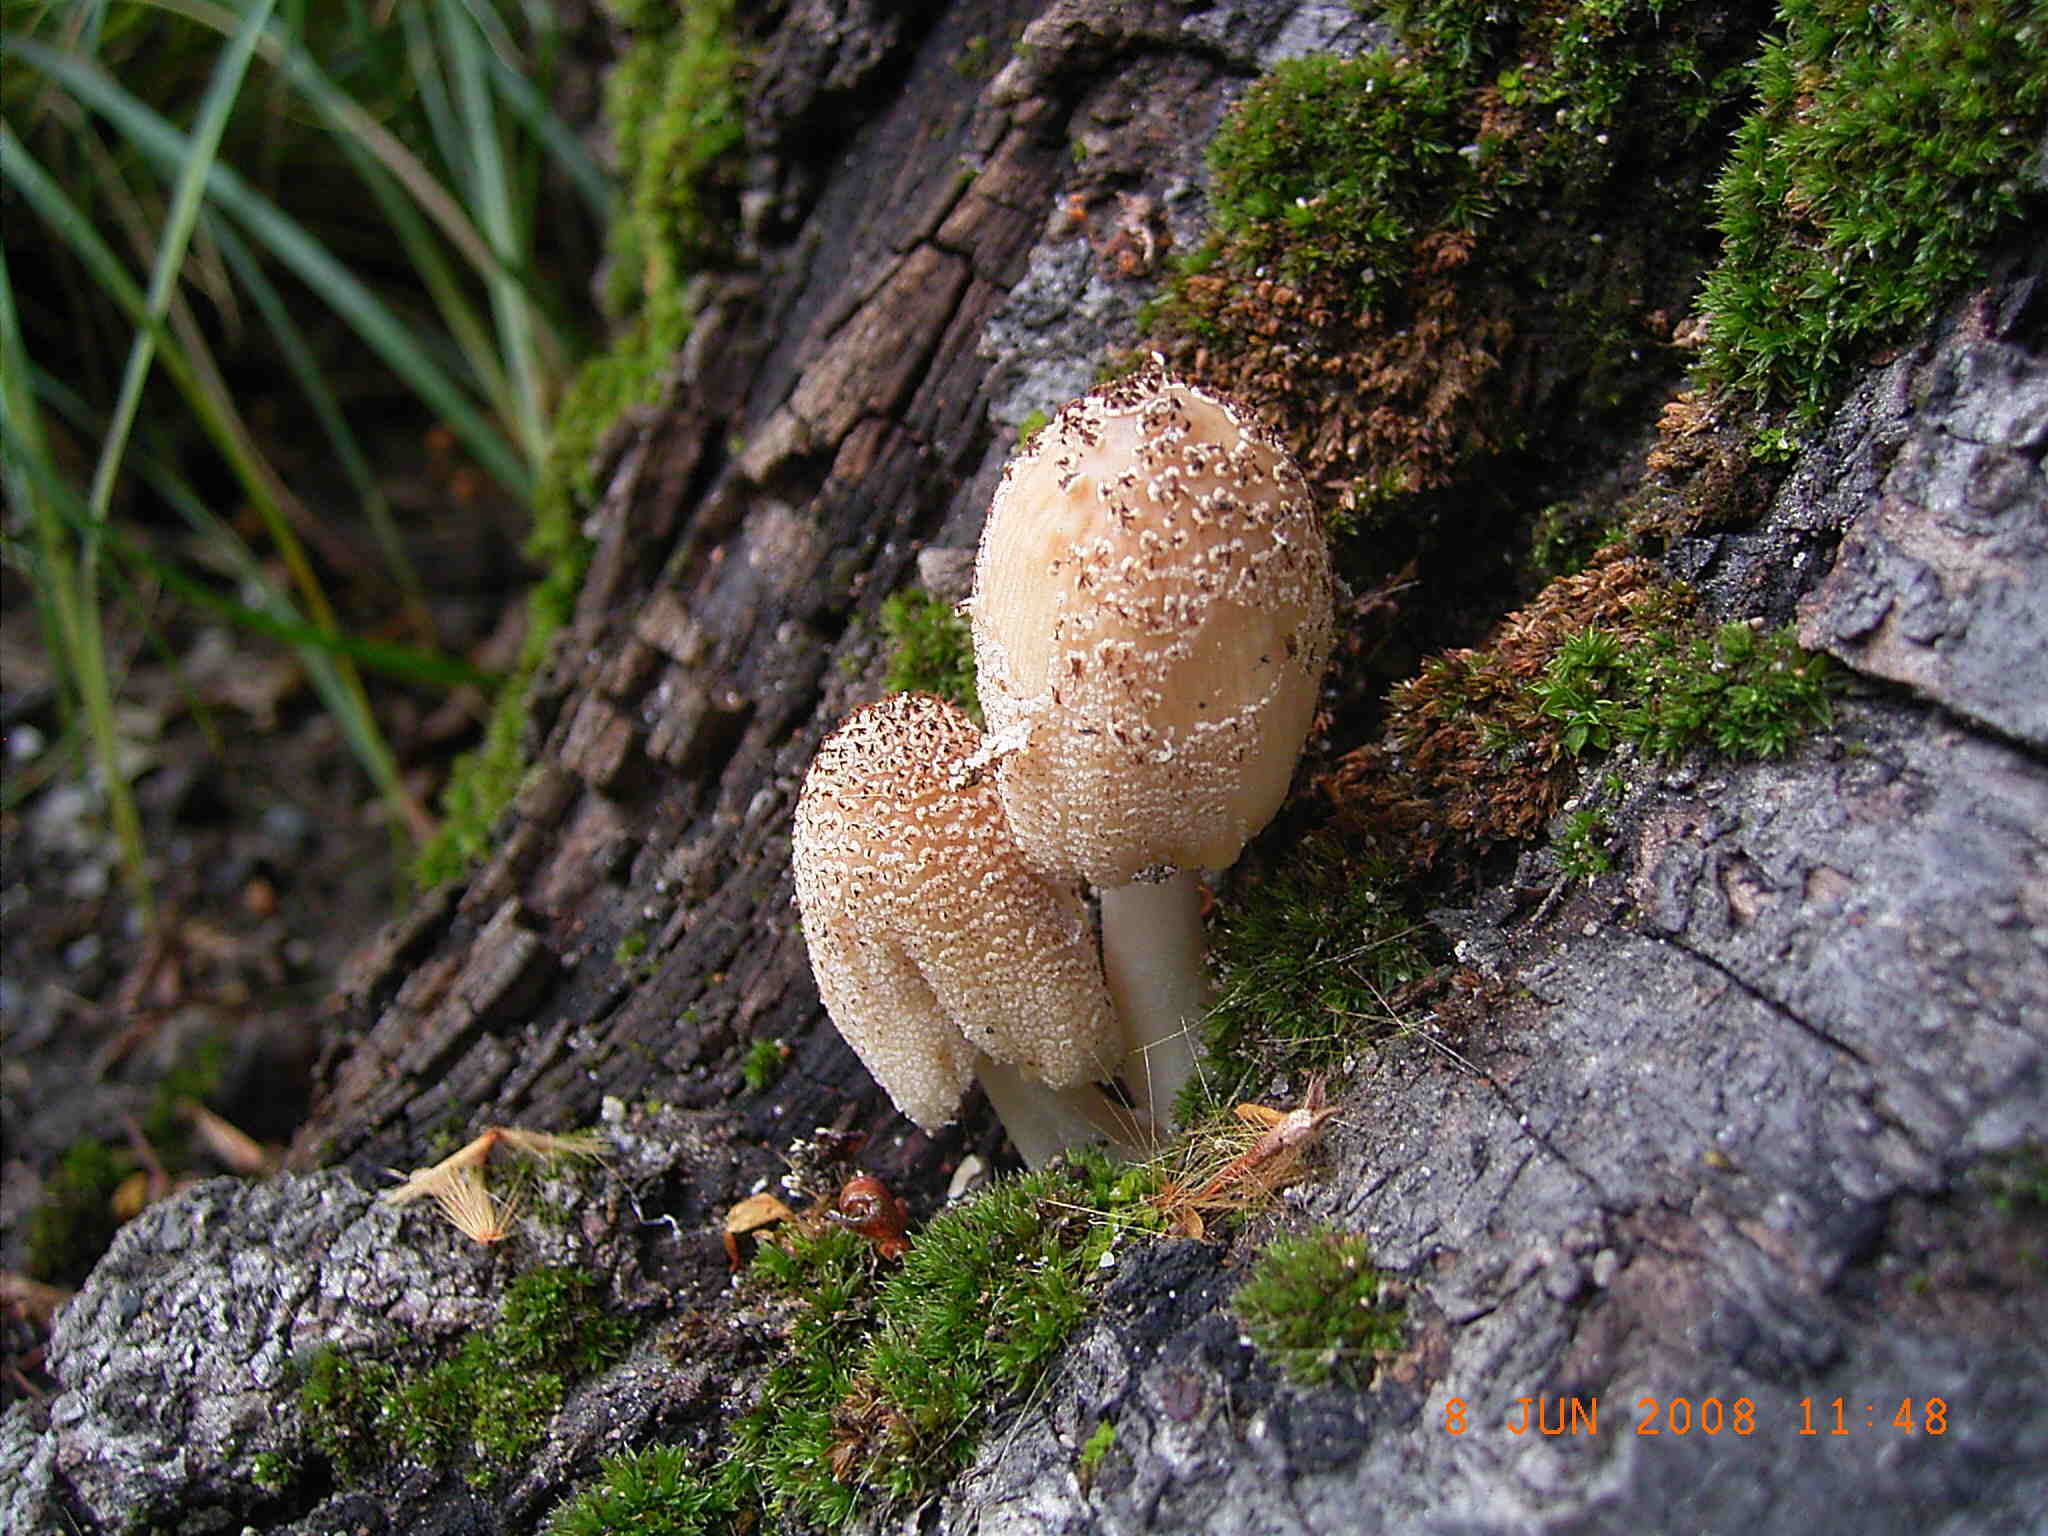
723, 1191, 796, 1268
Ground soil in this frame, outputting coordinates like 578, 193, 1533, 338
0, 432, 530, 1404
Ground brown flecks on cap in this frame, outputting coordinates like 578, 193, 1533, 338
791, 692, 1120, 1129
971, 364, 1335, 885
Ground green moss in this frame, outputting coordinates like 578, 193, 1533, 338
1555, 797, 1618, 880
1340, 559, 1839, 875
880, 589, 980, 721
1013, 407, 1050, 449
602, 0, 747, 330
1533, 619, 1840, 760
1698, 0, 2048, 418
139, 1035, 230, 1157
1078, 1419, 1117, 1481
26, 1138, 130, 1286
249, 1449, 297, 1495
614, 929, 651, 968
543, 1445, 740, 1536
1525, 500, 1611, 582
1233, 1227, 1403, 1389
299, 1345, 400, 1481
723, 1224, 881, 1530
1189, 838, 1440, 1120
1151, 1, 1766, 512
297, 1268, 634, 1485
722, 1153, 1160, 1529
1202, 49, 1468, 314
1974, 1145, 2048, 1215
954, 33, 997, 79
741, 1036, 789, 1092
1748, 422, 1805, 465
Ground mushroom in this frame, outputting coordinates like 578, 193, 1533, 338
968, 364, 1333, 1125
791, 690, 1148, 1166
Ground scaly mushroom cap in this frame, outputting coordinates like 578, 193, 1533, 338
971, 365, 1334, 885
791, 692, 1120, 1130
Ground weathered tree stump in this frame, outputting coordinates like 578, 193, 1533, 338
8, 3, 2042, 1532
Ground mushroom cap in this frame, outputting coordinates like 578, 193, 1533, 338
970, 365, 1334, 886
791, 691, 1120, 1129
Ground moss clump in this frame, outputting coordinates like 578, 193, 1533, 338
1190, 837, 1441, 1120
726, 1223, 875, 1529
1234, 1227, 1403, 1390
600, 0, 748, 342
299, 1346, 401, 1481
26, 1139, 130, 1287
879, 590, 980, 722
1201, 49, 1468, 316
298, 1268, 634, 1485
1323, 551, 1835, 876
1077, 1419, 1117, 1481
543, 1445, 739, 1536
1973, 1145, 2048, 1216
1013, 407, 1050, 449
1525, 499, 1616, 583
1538, 616, 1839, 761
724, 1153, 1160, 1529
740, 1036, 789, 1092
248, 1449, 297, 1495
1152, 1, 1766, 519
1698, 0, 2048, 417
1554, 773, 1626, 880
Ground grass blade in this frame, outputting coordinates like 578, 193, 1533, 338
0, 226, 152, 913
204, 212, 434, 637
437, 0, 545, 463
450, 0, 609, 221
3, 115, 427, 847
85, 0, 277, 553
5, 32, 533, 501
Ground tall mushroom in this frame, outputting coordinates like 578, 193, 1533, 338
791, 690, 1147, 1166
968, 364, 1333, 1125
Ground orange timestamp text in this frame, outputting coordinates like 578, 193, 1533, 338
1441, 1395, 1950, 1438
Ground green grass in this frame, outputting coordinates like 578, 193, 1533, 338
1697, 0, 2048, 417
415, 0, 748, 887
2, 0, 608, 903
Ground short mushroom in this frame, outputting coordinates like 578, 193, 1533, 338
791, 691, 1147, 1166
969, 364, 1333, 1124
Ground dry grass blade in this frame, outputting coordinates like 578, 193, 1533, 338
1150, 1076, 1338, 1238
382, 1125, 605, 1245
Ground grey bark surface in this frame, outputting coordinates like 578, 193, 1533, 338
4, 2, 2043, 1533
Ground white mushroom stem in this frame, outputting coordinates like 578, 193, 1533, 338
973, 1054, 1156, 1170
1099, 870, 1213, 1128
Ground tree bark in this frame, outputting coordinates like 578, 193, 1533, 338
291, 0, 1184, 1187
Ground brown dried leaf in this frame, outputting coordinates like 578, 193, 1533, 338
723, 1191, 797, 1268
